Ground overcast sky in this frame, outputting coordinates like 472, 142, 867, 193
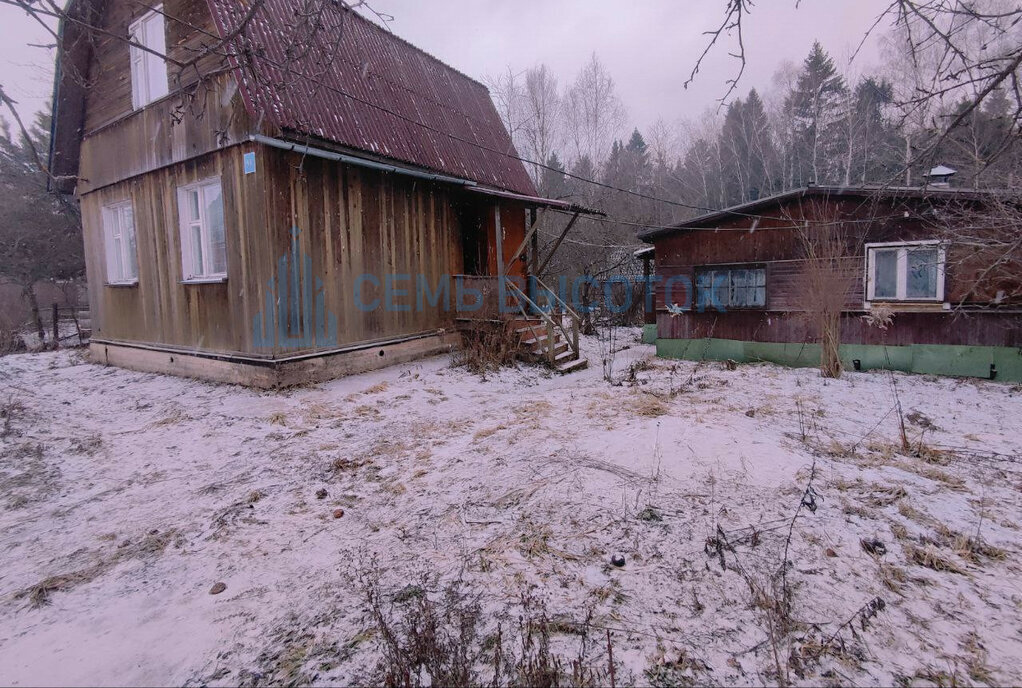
0, 0, 893, 133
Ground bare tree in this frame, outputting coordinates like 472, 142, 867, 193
564, 54, 626, 171
783, 200, 863, 378
520, 65, 563, 187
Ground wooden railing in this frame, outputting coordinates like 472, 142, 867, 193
452, 275, 581, 366
527, 275, 581, 359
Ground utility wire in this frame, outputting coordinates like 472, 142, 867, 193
46, 1, 970, 231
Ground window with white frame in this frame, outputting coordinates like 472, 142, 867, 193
177, 179, 227, 281
866, 241, 945, 302
129, 8, 169, 109
102, 201, 139, 284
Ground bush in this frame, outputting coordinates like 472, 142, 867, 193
452, 317, 521, 375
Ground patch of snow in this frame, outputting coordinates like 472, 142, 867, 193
0, 336, 1020, 685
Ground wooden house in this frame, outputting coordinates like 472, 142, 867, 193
637, 185, 1022, 381
49, 0, 591, 387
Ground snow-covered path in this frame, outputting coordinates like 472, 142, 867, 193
1, 335, 1021, 685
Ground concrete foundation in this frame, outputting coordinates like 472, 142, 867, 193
89, 332, 460, 388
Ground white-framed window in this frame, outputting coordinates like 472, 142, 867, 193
102, 201, 139, 285
177, 178, 227, 281
129, 7, 169, 109
865, 241, 946, 302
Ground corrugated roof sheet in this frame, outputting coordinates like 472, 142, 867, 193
206, 0, 536, 195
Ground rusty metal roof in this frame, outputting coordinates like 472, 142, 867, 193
206, 1, 536, 195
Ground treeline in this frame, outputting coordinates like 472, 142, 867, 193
491, 40, 1021, 237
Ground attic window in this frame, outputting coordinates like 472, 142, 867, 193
865, 241, 945, 302
129, 7, 169, 109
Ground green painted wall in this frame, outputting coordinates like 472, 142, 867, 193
642, 324, 657, 344
656, 337, 1022, 382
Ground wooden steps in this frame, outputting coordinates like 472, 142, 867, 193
514, 317, 588, 374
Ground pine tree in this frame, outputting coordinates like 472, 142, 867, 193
783, 41, 847, 186
539, 152, 567, 199
718, 89, 777, 205
0, 107, 84, 343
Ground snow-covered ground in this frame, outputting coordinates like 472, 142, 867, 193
1, 332, 1021, 686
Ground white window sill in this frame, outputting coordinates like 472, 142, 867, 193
106, 280, 139, 288
181, 277, 228, 285
866, 300, 950, 311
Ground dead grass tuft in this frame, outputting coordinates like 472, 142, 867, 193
453, 319, 520, 376
906, 544, 966, 574
897, 501, 929, 524
630, 393, 669, 418
952, 535, 1008, 565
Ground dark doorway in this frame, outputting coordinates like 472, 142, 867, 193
458, 201, 488, 276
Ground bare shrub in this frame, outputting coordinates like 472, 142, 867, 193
784, 200, 862, 379
0, 313, 25, 356
356, 566, 614, 688
453, 318, 520, 376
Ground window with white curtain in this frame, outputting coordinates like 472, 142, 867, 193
177, 179, 227, 281
102, 201, 138, 285
129, 7, 169, 109
865, 241, 945, 302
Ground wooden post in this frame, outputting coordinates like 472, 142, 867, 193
51, 302, 59, 349
528, 208, 538, 276
494, 205, 504, 279
535, 212, 581, 278
546, 318, 555, 365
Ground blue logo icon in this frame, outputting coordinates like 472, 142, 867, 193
253, 227, 338, 349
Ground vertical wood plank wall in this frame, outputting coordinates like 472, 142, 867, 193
83, 144, 531, 359
82, 145, 271, 354
261, 148, 477, 357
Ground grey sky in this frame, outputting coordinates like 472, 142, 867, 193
0, 1, 892, 134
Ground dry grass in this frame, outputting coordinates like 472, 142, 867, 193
452, 319, 520, 375
906, 544, 966, 575
16, 529, 179, 606
266, 411, 288, 426
630, 393, 669, 418
952, 535, 1008, 565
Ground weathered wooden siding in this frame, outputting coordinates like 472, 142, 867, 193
78, 0, 248, 194
657, 311, 1022, 347
83, 145, 271, 354
259, 148, 469, 357
652, 195, 1022, 347
83, 144, 491, 358
83, 0, 229, 133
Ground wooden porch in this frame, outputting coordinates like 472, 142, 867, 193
452, 274, 587, 374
